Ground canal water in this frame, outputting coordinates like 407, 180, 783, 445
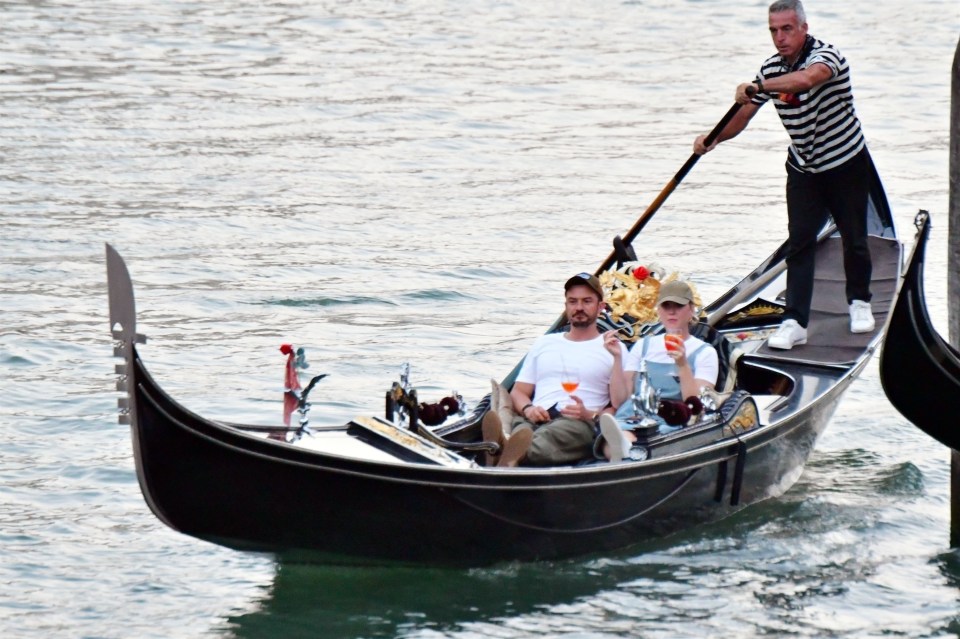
1, 1, 957, 637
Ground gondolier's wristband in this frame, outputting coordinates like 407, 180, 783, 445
754, 78, 764, 94
521, 403, 534, 416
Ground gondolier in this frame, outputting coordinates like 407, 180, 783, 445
693, 0, 879, 350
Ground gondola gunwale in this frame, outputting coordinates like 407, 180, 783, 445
132, 344, 809, 488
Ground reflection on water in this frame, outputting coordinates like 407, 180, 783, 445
228, 496, 864, 638
225, 532, 712, 639
226, 561, 615, 638
227, 492, 949, 639
936, 550, 960, 590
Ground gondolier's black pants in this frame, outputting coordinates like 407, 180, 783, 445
784, 148, 873, 327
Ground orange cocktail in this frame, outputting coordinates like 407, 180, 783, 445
664, 333, 683, 352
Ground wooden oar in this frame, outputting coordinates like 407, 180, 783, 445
595, 101, 744, 274
499, 101, 746, 389
703, 222, 837, 327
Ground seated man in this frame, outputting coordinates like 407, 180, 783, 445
483, 272, 629, 467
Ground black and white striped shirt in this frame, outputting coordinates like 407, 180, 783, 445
752, 35, 865, 173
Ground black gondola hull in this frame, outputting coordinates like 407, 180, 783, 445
130, 349, 848, 566
879, 212, 960, 449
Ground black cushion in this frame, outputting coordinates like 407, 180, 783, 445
689, 322, 734, 392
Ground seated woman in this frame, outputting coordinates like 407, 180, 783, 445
599, 279, 719, 461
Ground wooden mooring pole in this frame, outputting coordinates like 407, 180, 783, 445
949, 36, 960, 548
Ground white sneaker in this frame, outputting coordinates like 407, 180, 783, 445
599, 414, 630, 463
849, 300, 875, 333
767, 319, 807, 350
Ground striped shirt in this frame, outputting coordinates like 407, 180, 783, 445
752, 35, 865, 173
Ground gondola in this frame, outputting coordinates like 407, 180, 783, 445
879, 211, 960, 449
107, 178, 907, 568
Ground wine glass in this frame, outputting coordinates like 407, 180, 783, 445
664, 329, 683, 353
560, 365, 580, 395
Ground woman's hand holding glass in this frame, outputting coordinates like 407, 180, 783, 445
665, 330, 689, 366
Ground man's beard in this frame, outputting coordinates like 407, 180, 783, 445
569, 313, 594, 329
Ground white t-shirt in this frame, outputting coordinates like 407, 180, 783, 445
516, 333, 628, 411
623, 334, 719, 385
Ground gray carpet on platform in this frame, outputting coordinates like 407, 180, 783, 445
755, 235, 900, 366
